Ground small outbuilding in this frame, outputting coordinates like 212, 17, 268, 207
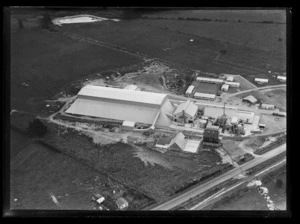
277, 76, 286, 82
115, 197, 129, 210
169, 132, 187, 151
185, 85, 195, 97
254, 78, 269, 84
226, 76, 234, 82
261, 103, 275, 110
242, 95, 258, 105
122, 120, 136, 131
124, 85, 140, 91
221, 84, 230, 92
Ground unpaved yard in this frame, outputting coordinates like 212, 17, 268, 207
221, 140, 247, 161
259, 114, 286, 135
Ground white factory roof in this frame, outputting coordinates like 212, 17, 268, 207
185, 85, 195, 94
66, 85, 175, 127
78, 85, 167, 106
254, 78, 269, 83
173, 100, 198, 117
196, 77, 224, 84
194, 92, 216, 99
169, 132, 186, 150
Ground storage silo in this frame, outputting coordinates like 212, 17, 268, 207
199, 119, 207, 128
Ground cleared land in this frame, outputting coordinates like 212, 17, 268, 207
42, 121, 228, 202
259, 115, 286, 135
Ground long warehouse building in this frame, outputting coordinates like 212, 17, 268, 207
65, 85, 175, 127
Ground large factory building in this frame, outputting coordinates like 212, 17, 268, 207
65, 85, 175, 128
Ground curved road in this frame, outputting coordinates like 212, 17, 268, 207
151, 143, 286, 210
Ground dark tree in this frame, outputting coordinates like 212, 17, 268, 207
276, 179, 283, 188
40, 12, 51, 29
27, 118, 48, 137
278, 38, 282, 42
220, 49, 227, 54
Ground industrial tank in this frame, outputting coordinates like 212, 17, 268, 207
199, 119, 207, 128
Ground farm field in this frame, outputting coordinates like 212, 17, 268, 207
11, 141, 154, 210
10, 15, 142, 114
140, 19, 286, 53
142, 9, 286, 23
43, 122, 229, 202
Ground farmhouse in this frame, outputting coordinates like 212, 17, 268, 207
115, 197, 128, 210
168, 132, 187, 151
65, 85, 175, 128
173, 100, 198, 123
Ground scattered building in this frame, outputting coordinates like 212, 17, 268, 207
173, 100, 198, 123
169, 132, 187, 151
203, 125, 220, 145
124, 84, 140, 91
224, 81, 240, 88
226, 76, 234, 82
261, 103, 275, 110
122, 120, 136, 131
242, 95, 258, 105
254, 78, 269, 84
65, 85, 175, 128
115, 197, 128, 210
196, 76, 224, 84
258, 123, 266, 129
95, 194, 105, 204
194, 92, 216, 101
155, 135, 174, 153
221, 84, 230, 92
277, 76, 286, 82
185, 85, 195, 97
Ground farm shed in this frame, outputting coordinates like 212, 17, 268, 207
221, 84, 230, 92
122, 120, 136, 130
261, 104, 275, 110
124, 84, 140, 91
66, 85, 175, 128
194, 92, 216, 101
224, 81, 240, 88
115, 197, 128, 210
242, 95, 258, 104
196, 76, 224, 84
185, 85, 195, 97
155, 135, 174, 153
169, 132, 186, 151
173, 100, 198, 123
192, 81, 219, 95
277, 76, 286, 82
254, 78, 269, 84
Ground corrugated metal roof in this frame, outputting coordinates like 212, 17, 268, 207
196, 77, 224, 84
169, 132, 186, 150
194, 92, 216, 99
254, 78, 268, 83
122, 120, 136, 127
66, 90, 175, 127
243, 95, 258, 104
78, 85, 167, 106
185, 85, 195, 94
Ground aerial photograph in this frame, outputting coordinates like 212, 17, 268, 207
7, 7, 287, 214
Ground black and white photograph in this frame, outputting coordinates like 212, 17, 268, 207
5, 7, 290, 217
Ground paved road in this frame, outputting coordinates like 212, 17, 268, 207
151, 143, 286, 210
